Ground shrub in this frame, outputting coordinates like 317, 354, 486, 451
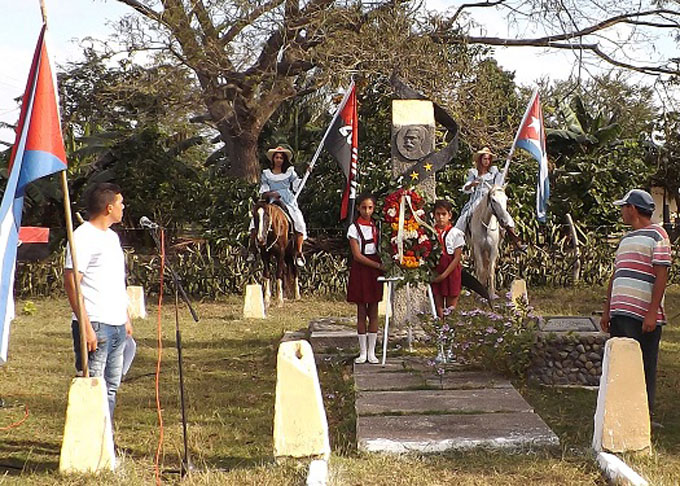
418, 294, 540, 381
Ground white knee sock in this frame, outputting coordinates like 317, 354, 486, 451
355, 334, 367, 364
367, 332, 379, 364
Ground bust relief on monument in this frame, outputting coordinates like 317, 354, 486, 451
396, 125, 431, 161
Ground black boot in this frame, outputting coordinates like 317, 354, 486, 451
507, 227, 527, 253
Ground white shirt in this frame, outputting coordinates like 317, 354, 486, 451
441, 227, 465, 255
347, 222, 377, 255
65, 222, 129, 326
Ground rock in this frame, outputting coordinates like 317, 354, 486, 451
588, 352, 602, 361
559, 351, 569, 359
585, 361, 594, 370
576, 344, 586, 353
579, 354, 588, 363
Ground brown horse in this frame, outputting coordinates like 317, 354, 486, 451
252, 200, 300, 306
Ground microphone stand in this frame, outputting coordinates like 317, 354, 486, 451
143, 222, 199, 477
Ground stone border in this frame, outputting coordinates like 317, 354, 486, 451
596, 452, 649, 486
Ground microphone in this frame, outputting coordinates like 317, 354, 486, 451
139, 216, 159, 229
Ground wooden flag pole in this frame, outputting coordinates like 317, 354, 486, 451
39, 0, 89, 376
61, 172, 89, 376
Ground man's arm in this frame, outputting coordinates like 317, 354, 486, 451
125, 310, 133, 337
600, 271, 614, 333
642, 265, 669, 333
64, 269, 97, 351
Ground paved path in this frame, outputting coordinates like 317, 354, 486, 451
307, 317, 560, 453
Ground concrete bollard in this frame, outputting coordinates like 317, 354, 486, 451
59, 377, 115, 473
593, 337, 651, 453
274, 340, 330, 459
243, 284, 266, 319
510, 279, 528, 306
126, 285, 146, 319
306, 459, 329, 486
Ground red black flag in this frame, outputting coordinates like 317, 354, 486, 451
325, 83, 358, 220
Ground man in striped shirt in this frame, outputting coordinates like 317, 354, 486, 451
600, 189, 672, 419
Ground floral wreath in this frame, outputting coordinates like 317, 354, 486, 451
383, 188, 432, 269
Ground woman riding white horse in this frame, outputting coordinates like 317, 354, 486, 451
248, 144, 308, 267
454, 147, 525, 251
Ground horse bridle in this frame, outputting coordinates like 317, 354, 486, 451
256, 204, 279, 251
482, 183, 505, 231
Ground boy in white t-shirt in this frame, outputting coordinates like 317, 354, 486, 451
64, 183, 132, 420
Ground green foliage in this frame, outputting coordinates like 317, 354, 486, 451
419, 294, 540, 380
651, 111, 680, 214
20, 301, 37, 316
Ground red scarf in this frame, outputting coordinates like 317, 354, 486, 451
436, 224, 452, 246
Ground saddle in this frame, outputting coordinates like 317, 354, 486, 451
262, 193, 295, 235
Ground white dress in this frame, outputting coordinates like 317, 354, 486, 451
249, 167, 307, 238
454, 166, 515, 231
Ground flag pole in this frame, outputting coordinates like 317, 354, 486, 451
39, 0, 89, 376
293, 80, 355, 203
501, 88, 539, 184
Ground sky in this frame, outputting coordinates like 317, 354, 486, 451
0, 0, 676, 145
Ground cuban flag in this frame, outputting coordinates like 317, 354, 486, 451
0, 25, 68, 363
515, 90, 549, 222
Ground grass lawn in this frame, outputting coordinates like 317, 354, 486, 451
0, 285, 677, 485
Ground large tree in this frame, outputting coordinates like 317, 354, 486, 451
113, 0, 431, 182
111, 0, 679, 183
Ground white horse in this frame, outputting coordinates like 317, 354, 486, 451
468, 184, 510, 300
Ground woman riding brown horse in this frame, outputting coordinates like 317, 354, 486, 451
251, 199, 300, 306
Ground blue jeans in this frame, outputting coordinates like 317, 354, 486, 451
71, 320, 126, 420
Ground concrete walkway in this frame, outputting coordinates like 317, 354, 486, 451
307, 317, 559, 454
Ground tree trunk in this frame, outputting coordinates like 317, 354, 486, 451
205, 95, 262, 183
222, 128, 260, 183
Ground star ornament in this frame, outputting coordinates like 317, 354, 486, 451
410, 171, 420, 180
527, 116, 541, 135
424, 162, 433, 171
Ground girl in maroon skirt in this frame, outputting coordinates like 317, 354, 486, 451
431, 200, 464, 318
347, 193, 384, 364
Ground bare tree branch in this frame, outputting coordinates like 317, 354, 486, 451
190, 0, 219, 40
452, 0, 508, 24
448, 9, 680, 45
115, 0, 163, 23
220, 0, 284, 46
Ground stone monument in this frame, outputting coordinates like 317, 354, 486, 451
391, 100, 436, 199
390, 100, 436, 327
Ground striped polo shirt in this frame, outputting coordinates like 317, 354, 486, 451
610, 224, 672, 324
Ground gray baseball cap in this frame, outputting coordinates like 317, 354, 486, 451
613, 189, 655, 212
